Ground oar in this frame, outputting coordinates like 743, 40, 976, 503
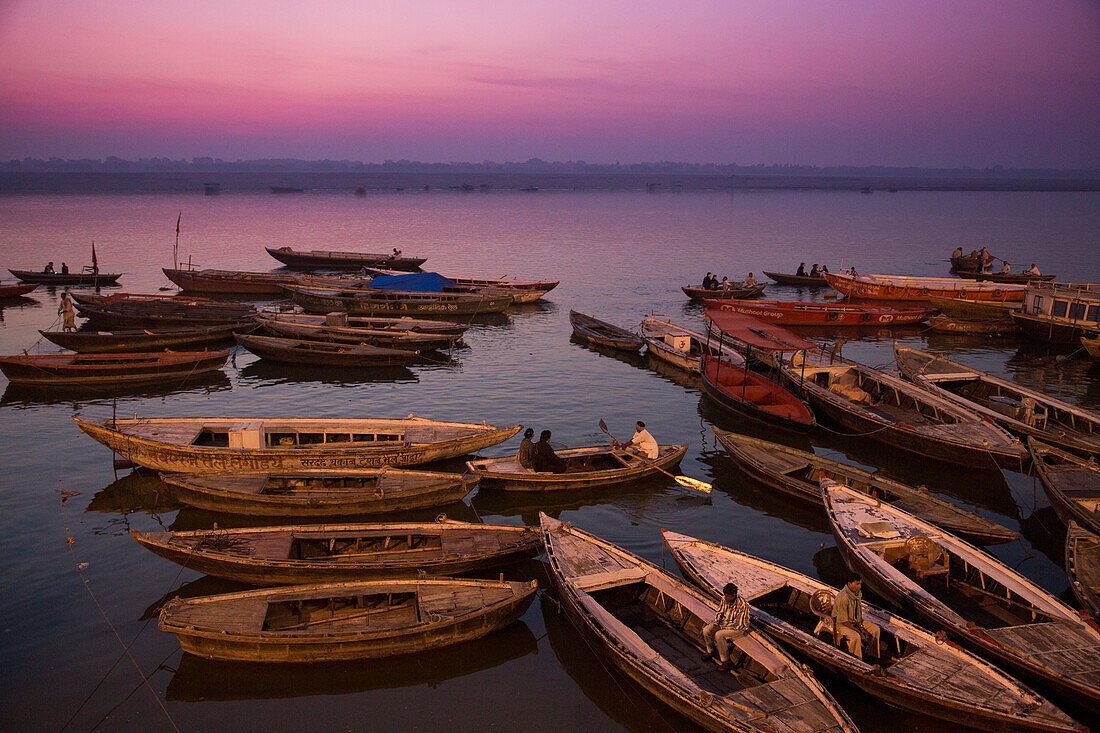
598, 419, 711, 494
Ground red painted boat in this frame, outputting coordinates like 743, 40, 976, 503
699, 309, 816, 432
702, 298, 932, 326
0, 281, 39, 298
825, 272, 1024, 303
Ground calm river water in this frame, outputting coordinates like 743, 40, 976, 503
1, 187, 1098, 732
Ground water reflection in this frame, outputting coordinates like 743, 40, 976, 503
85, 468, 181, 515
1, 370, 233, 408
569, 335, 646, 369
168, 499, 482, 531
236, 359, 419, 385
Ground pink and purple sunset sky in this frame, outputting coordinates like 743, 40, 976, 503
0, 0, 1097, 167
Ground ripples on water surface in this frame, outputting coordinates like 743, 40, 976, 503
1, 189, 1098, 731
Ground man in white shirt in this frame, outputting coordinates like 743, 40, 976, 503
615, 421, 658, 459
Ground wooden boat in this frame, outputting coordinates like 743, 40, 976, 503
639, 317, 744, 374
258, 317, 461, 351
74, 293, 258, 328
73, 415, 522, 472
257, 311, 468, 335
364, 267, 558, 303
163, 268, 304, 295
895, 344, 1100, 457
131, 518, 542, 584
1066, 522, 1100, 618
681, 284, 766, 301
266, 246, 426, 272
234, 333, 417, 367
780, 351, 1027, 468
1030, 440, 1100, 534
956, 270, 1056, 284
763, 271, 828, 287
38, 323, 247, 353
540, 514, 859, 733
270, 186, 304, 193
569, 311, 644, 351
1083, 336, 1100, 359
951, 252, 992, 273
466, 444, 687, 491
928, 315, 1020, 334
0, 349, 229, 386
823, 480, 1100, 710
1013, 282, 1100, 345
712, 427, 1017, 544
824, 272, 1025, 303
160, 468, 477, 516
701, 310, 816, 432
281, 284, 513, 316
663, 530, 1079, 733
9, 268, 121, 286
0, 281, 38, 298
703, 299, 933, 327
928, 295, 1020, 321
159, 576, 537, 662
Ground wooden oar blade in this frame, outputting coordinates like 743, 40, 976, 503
675, 475, 712, 494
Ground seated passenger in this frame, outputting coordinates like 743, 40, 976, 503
1000, 261, 1012, 274
795, 262, 807, 277
531, 430, 567, 473
832, 576, 880, 661
809, 264, 820, 278
1023, 263, 1041, 276
740, 272, 758, 288
516, 428, 535, 468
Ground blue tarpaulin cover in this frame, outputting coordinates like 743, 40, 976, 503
368, 272, 458, 292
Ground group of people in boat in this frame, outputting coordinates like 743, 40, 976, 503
951, 247, 1041, 276
514, 421, 658, 474
794, 263, 829, 278
42, 261, 71, 274
701, 272, 759, 290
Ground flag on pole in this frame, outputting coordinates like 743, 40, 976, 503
176, 212, 181, 235
91, 241, 97, 268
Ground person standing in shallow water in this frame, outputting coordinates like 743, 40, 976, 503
516, 428, 535, 468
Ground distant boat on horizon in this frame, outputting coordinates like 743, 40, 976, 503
270, 186, 304, 194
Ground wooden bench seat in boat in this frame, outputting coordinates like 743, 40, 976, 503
716, 371, 748, 387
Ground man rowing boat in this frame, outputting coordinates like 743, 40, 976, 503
612, 421, 658, 459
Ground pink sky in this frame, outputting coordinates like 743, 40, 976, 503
0, 0, 1097, 167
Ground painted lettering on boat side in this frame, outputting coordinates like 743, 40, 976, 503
135, 447, 425, 470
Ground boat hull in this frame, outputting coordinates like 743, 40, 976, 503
1013, 311, 1100, 344
700, 357, 815, 433
0, 282, 39, 298
681, 284, 765, 300
704, 299, 932, 326
762, 271, 828, 286
468, 444, 687, 491
234, 333, 417, 367
825, 272, 1024, 302
9, 269, 121, 286
0, 350, 229, 385
569, 311, 644, 351
163, 268, 298, 295
266, 247, 425, 271
283, 286, 513, 316
928, 315, 1020, 334
39, 324, 246, 353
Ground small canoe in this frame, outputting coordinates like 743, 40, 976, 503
0, 281, 39, 298
663, 530, 1079, 733
569, 311, 644, 351
281, 284, 513, 316
132, 518, 542, 584
160, 467, 477, 516
258, 317, 460, 351
9, 269, 122, 286
73, 415, 521, 473
681, 284, 766, 301
825, 272, 1025, 303
540, 514, 859, 733
712, 427, 1017, 544
1082, 336, 1100, 359
703, 299, 933, 327
163, 268, 304, 295
781, 352, 1027, 468
701, 355, 816, 433
928, 295, 1020, 321
467, 444, 687, 491
823, 479, 1100, 710
266, 246, 426, 272
0, 349, 229, 386
639, 317, 744, 374
1030, 439, 1100, 534
38, 323, 248, 353
895, 344, 1100, 458
928, 315, 1020, 334
956, 270, 1056, 284
159, 576, 537, 662
763, 271, 829, 287
1066, 522, 1100, 619
234, 333, 418, 367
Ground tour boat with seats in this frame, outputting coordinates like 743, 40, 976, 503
1012, 281, 1100, 344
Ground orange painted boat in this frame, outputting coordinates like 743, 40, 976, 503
702, 298, 932, 326
825, 272, 1025, 303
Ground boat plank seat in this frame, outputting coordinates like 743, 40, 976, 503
716, 371, 748, 387
241, 532, 295, 559
728, 683, 846, 733
887, 647, 1020, 707
983, 623, 1100, 680
572, 567, 649, 593
556, 533, 636, 577
904, 535, 948, 581
441, 530, 513, 554
128, 423, 205, 444
739, 386, 777, 404
174, 599, 270, 633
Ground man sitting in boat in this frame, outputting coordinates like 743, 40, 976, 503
952, 247, 964, 259
821, 264, 829, 274
740, 272, 758, 288
1024, 263, 1041, 276
43, 261, 55, 274
796, 263, 807, 277
531, 430, 567, 473
61, 262, 69, 274
1000, 261, 1012, 274
809, 264, 820, 278
702, 272, 715, 289
832, 576, 880, 661
612, 421, 658, 459
719, 276, 731, 290
516, 428, 535, 468
702, 582, 750, 671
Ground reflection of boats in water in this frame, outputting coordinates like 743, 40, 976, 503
569, 334, 646, 369
165, 615, 538, 701
1, 370, 232, 408
85, 469, 182, 514
167, 499, 483, 532
236, 360, 419, 386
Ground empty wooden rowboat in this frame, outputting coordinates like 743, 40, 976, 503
823, 479, 1100, 711
159, 576, 537, 662
540, 513, 859, 733
0, 349, 229, 386
258, 312, 469, 335
38, 323, 248, 353
258, 317, 461, 351
266, 246, 427, 271
73, 415, 521, 472
468, 444, 687, 492
569, 311, 644, 351
132, 518, 542, 584
1066, 522, 1100, 619
160, 468, 477, 516
0, 281, 39, 298
1029, 439, 1100, 534
234, 332, 418, 367
663, 530, 1081, 733
711, 427, 1017, 544
640, 317, 745, 374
